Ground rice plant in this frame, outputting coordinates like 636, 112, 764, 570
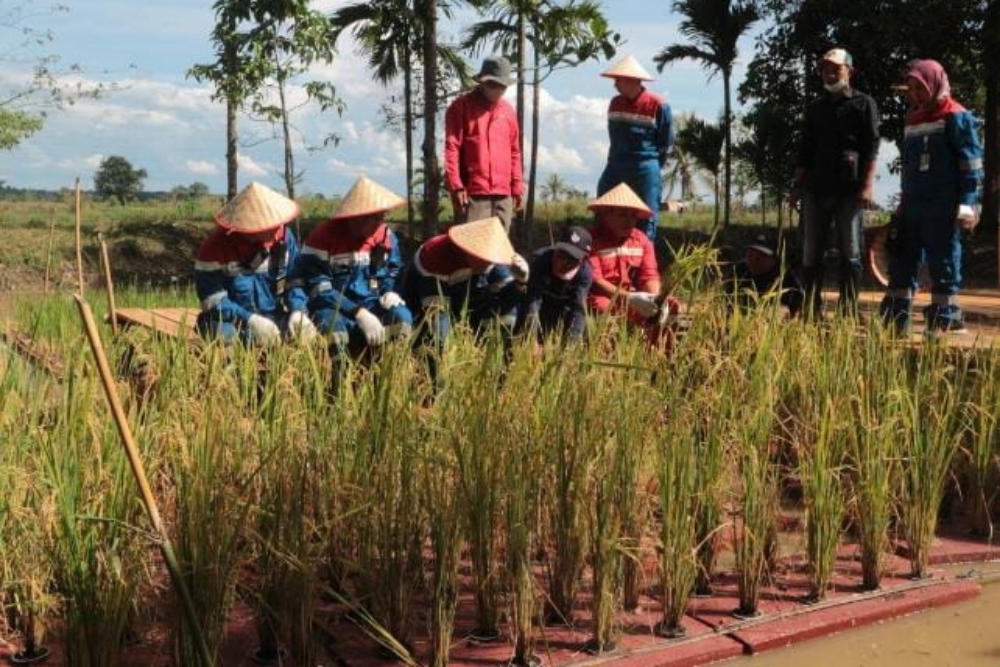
500, 339, 546, 666
446, 327, 508, 642
959, 352, 1000, 540
651, 391, 701, 637
41, 357, 148, 666
897, 347, 964, 578
162, 343, 261, 665
348, 341, 427, 660
726, 319, 782, 618
844, 330, 902, 591
422, 406, 464, 667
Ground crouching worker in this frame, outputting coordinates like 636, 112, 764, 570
194, 182, 315, 346
291, 176, 412, 353
520, 225, 594, 344
405, 216, 529, 348
725, 238, 804, 318
586, 183, 679, 348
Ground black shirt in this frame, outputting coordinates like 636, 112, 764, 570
796, 88, 880, 196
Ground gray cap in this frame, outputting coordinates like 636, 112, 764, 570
474, 56, 514, 86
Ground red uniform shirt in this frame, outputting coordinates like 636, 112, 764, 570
586, 224, 659, 313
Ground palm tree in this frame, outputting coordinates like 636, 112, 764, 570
675, 116, 724, 228
330, 0, 420, 229
540, 173, 568, 202
654, 0, 759, 230
661, 113, 712, 206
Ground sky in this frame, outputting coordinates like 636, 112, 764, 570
0, 0, 899, 205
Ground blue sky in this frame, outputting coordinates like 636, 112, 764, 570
0, 1, 898, 205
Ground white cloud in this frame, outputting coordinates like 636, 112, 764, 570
185, 160, 219, 176
237, 154, 269, 178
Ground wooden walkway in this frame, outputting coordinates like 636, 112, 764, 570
851, 288, 1000, 349
113, 307, 200, 339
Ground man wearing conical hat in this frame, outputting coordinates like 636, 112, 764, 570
597, 54, 673, 242
586, 183, 680, 348
403, 215, 529, 345
444, 55, 524, 232
290, 176, 413, 351
194, 181, 314, 346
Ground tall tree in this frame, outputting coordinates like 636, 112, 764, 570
190, 2, 258, 200
191, 0, 343, 200
331, 0, 419, 229
330, 1, 471, 235
94, 156, 147, 205
654, 0, 759, 231
1, 1, 108, 151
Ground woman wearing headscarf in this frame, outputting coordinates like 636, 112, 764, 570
879, 59, 983, 337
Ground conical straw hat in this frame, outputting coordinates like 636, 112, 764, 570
588, 183, 653, 218
215, 182, 299, 233
601, 55, 654, 81
447, 216, 515, 265
332, 176, 406, 220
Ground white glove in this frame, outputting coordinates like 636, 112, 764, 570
956, 204, 978, 231
287, 310, 318, 343
355, 308, 385, 346
510, 253, 530, 283
625, 292, 659, 319
657, 296, 681, 327
379, 291, 406, 310
247, 314, 282, 347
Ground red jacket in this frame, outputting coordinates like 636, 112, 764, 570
444, 89, 523, 197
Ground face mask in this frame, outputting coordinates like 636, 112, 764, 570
824, 79, 848, 94
553, 265, 580, 281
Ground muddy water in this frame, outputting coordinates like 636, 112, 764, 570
738, 565, 1000, 667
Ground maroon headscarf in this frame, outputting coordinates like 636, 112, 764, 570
906, 59, 951, 103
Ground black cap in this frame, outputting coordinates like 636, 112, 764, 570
554, 225, 593, 260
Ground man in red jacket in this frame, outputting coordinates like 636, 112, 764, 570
444, 55, 524, 232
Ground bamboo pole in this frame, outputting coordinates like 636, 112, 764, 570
44, 206, 56, 295
98, 234, 119, 336
74, 178, 85, 296
74, 295, 215, 667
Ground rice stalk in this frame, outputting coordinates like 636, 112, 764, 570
246, 347, 326, 665
422, 413, 463, 667
500, 337, 546, 665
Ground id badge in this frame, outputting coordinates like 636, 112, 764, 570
369, 278, 379, 291
919, 152, 930, 172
